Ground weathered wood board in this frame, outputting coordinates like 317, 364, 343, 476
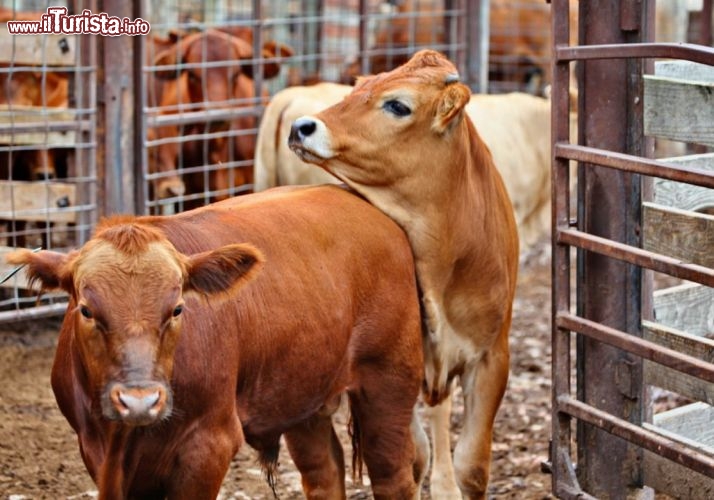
644, 61, 714, 146
0, 180, 76, 223
643, 202, 714, 268
643, 320, 714, 403
0, 104, 76, 145
0, 24, 76, 66
653, 283, 714, 337
654, 153, 714, 212
643, 402, 714, 498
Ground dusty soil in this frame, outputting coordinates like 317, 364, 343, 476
0, 242, 554, 500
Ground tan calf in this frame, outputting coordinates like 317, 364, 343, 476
289, 50, 519, 499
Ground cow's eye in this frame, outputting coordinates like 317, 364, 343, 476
79, 305, 93, 319
383, 100, 411, 117
172, 305, 183, 317
187, 71, 200, 83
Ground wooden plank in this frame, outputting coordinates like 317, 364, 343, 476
644, 75, 714, 146
654, 60, 714, 84
0, 104, 76, 145
643, 202, 714, 268
642, 401, 714, 499
651, 402, 714, 448
643, 321, 714, 403
0, 180, 76, 223
653, 283, 714, 336
643, 449, 714, 498
654, 153, 714, 212
0, 25, 76, 66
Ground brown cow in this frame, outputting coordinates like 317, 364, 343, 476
0, 45, 70, 247
289, 50, 519, 499
341, 0, 577, 96
5, 184, 428, 499
150, 29, 291, 208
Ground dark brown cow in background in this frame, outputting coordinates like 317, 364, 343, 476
149, 29, 292, 208
5, 184, 428, 499
0, 10, 71, 247
340, 0, 577, 96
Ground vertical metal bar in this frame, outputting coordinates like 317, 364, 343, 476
701, 0, 713, 46
100, 0, 136, 215
575, 0, 652, 497
74, 0, 97, 244
465, 0, 489, 93
134, 0, 147, 214
550, 0, 575, 494
358, 0, 369, 76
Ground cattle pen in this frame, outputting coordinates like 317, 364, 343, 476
0, 0, 712, 499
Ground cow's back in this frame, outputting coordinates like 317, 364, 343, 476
151, 185, 420, 443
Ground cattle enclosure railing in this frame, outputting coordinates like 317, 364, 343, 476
550, 0, 714, 497
0, 0, 633, 321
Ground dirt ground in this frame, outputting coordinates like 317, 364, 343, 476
0, 241, 554, 500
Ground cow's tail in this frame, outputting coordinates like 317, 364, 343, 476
347, 393, 365, 483
258, 446, 279, 498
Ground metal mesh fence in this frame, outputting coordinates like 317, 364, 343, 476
0, 0, 97, 320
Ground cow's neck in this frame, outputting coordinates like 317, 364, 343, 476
349, 120, 511, 357
96, 423, 130, 499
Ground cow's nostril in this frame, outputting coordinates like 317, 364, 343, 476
299, 120, 316, 137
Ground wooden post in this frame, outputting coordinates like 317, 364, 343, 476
98, 0, 136, 215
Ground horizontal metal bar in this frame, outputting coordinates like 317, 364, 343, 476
0, 120, 92, 135
557, 395, 714, 479
0, 301, 67, 323
145, 107, 259, 128
557, 312, 714, 382
554, 143, 714, 189
557, 228, 714, 287
555, 43, 714, 65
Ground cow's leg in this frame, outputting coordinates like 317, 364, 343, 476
425, 394, 461, 498
348, 374, 423, 500
209, 139, 230, 202
284, 410, 346, 499
167, 419, 243, 500
410, 406, 430, 499
452, 341, 509, 500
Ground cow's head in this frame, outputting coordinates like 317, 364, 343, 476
5, 220, 263, 426
288, 50, 471, 192
154, 29, 292, 105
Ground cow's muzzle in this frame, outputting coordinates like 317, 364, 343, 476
104, 381, 171, 426
288, 116, 334, 163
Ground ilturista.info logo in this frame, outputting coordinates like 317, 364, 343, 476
6, 7, 150, 36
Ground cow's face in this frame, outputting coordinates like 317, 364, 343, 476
5, 222, 263, 426
288, 50, 471, 191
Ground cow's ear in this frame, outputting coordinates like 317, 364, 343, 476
229, 36, 256, 79
432, 82, 470, 134
260, 41, 294, 80
4, 249, 74, 292
184, 243, 264, 298
154, 35, 195, 80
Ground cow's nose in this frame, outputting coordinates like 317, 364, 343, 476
33, 170, 56, 181
109, 383, 168, 425
290, 117, 317, 142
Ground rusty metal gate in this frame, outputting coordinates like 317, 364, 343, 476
550, 0, 714, 497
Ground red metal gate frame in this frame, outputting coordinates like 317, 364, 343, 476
550, 0, 714, 497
